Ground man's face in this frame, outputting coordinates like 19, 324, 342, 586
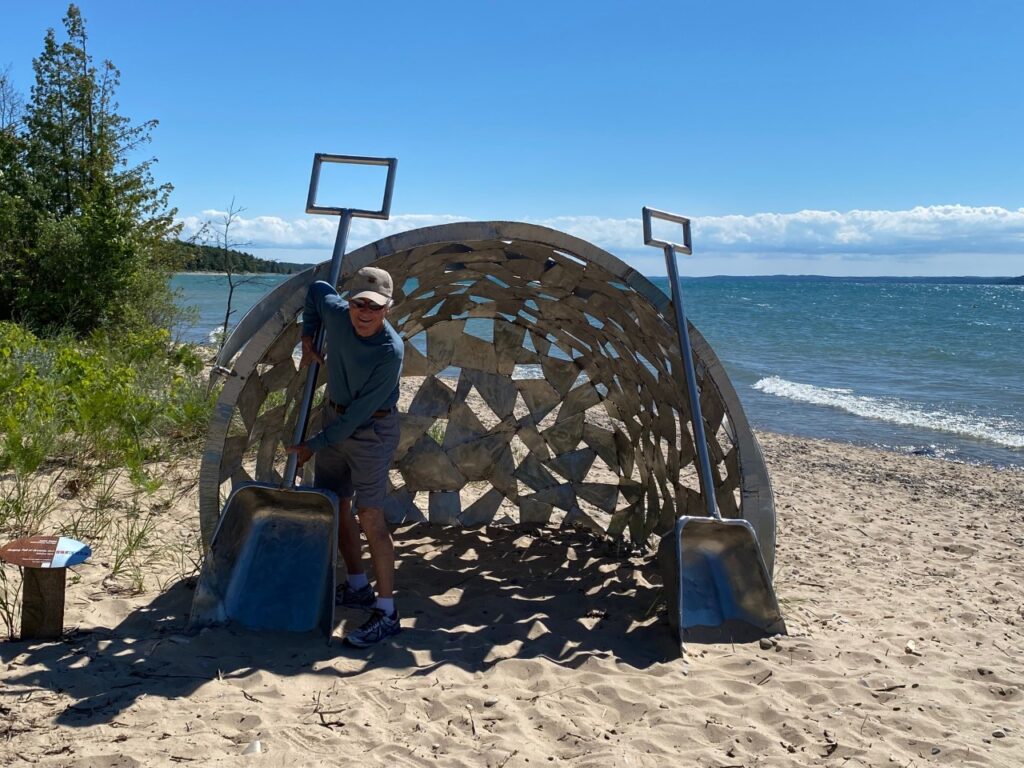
349, 297, 389, 338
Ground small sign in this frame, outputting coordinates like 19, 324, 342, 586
0, 535, 91, 569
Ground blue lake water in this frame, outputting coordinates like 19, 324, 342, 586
172, 273, 1024, 469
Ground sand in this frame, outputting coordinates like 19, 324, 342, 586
2, 428, 1022, 767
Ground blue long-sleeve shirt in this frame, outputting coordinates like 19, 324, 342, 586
301, 280, 403, 452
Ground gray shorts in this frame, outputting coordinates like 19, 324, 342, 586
313, 407, 400, 512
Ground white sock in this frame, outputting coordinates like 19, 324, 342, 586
375, 597, 395, 616
347, 572, 369, 590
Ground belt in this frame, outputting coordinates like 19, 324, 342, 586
327, 399, 394, 419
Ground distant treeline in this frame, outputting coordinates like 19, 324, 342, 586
690, 275, 1024, 285
169, 240, 313, 274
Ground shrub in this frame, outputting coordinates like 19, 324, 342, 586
0, 321, 214, 485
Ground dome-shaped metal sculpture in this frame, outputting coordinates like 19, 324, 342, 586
199, 222, 776, 573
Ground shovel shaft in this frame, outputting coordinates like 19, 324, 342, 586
663, 243, 720, 521
283, 211, 353, 485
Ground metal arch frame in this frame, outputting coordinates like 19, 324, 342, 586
200, 221, 777, 573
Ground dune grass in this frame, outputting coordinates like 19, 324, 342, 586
0, 321, 215, 638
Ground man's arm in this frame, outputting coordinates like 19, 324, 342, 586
287, 280, 341, 469
302, 280, 342, 338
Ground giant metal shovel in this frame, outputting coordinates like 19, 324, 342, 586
189, 154, 397, 639
643, 207, 786, 646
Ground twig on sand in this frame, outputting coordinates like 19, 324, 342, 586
520, 685, 580, 703
497, 749, 519, 768
316, 710, 346, 729
992, 642, 1015, 659
312, 689, 346, 729
558, 731, 590, 743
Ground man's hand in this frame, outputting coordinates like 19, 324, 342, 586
299, 335, 325, 367
286, 443, 313, 469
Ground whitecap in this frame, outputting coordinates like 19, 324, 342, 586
752, 375, 1024, 449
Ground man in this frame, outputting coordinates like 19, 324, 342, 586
287, 266, 404, 648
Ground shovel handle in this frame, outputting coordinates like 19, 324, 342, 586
283, 154, 398, 487
642, 207, 720, 521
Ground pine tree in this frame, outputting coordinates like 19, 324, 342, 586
0, 4, 179, 335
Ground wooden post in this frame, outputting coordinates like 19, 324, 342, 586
1, 535, 91, 641
21, 567, 66, 640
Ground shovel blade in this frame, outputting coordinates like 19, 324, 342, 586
660, 516, 786, 644
190, 483, 339, 637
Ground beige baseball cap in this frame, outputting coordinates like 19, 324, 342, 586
347, 266, 394, 305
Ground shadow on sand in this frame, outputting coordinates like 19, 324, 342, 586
1, 524, 682, 728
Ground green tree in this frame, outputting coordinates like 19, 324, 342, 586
0, 4, 179, 335
0, 67, 32, 317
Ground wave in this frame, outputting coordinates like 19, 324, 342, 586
753, 376, 1024, 449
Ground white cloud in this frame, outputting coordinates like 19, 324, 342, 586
691, 205, 1024, 254
177, 205, 1024, 273
178, 212, 471, 250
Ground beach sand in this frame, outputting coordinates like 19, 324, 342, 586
2, 426, 1022, 767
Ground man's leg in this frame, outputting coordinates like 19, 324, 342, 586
344, 504, 400, 647
345, 415, 400, 601
334, 495, 375, 610
355, 506, 394, 598
342, 416, 401, 646
313, 407, 372, 609
336, 496, 364, 576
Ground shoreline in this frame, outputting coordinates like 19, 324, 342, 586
171, 271, 1024, 283
755, 427, 1024, 474
173, 271, 294, 277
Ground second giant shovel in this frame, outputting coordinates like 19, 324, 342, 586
643, 207, 786, 647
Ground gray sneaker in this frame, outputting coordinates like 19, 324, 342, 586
345, 608, 400, 647
335, 582, 375, 610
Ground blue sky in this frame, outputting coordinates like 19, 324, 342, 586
3, 1, 1023, 276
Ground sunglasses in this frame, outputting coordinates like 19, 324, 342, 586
351, 298, 385, 311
